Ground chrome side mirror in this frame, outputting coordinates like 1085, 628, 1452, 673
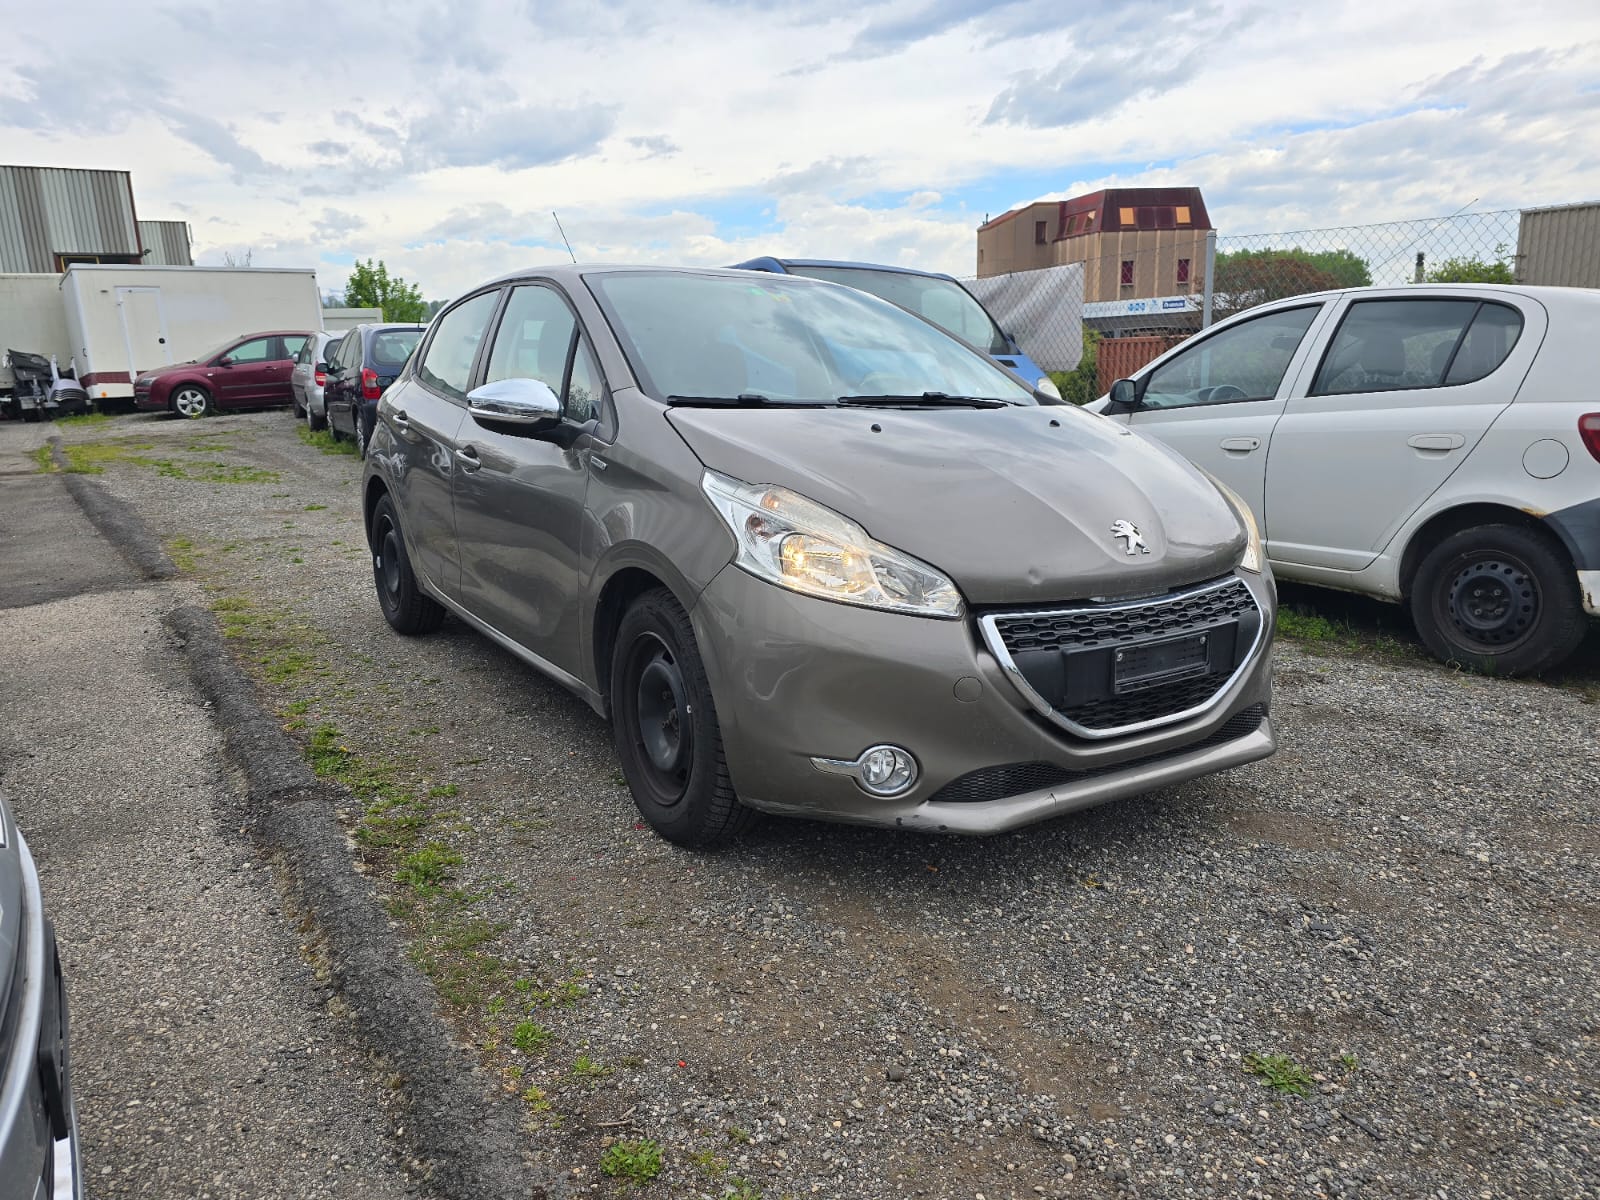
467, 377, 561, 429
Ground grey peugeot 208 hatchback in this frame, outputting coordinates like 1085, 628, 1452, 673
362, 265, 1277, 846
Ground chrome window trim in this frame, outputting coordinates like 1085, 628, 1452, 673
979, 574, 1265, 741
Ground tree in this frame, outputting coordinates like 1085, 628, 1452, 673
340, 258, 428, 322
1425, 255, 1515, 284
222, 248, 254, 268
1211, 247, 1371, 318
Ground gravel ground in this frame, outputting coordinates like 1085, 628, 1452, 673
19, 410, 1600, 1200
0, 447, 420, 1198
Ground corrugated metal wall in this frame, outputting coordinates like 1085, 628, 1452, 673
0, 165, 140, 272
1518, 203, 1600, 288
138, 220, 193, 266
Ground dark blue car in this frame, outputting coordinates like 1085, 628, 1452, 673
730, 257, 1060, 399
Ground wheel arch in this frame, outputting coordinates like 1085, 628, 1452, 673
591, 563, 698, 713
1398, 502, 1572, 598
362, 474, 390, 538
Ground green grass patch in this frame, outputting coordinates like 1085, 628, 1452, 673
600, 1140, 662, 1185
60, 440, 157, 473
396, 841, 463, 890
297, 424, 359, 457
1244, 1051, 1314, 1098
304, 503, 327, 511
31, 445, 55, 473
571, 1053, 611, 1081
511, 1020, 553, 1053
52, 412, 112, 427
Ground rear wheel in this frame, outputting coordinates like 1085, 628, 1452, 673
292, 389, 305, 418
1410, 523, 1587, 676
369, 493, 445, 634
307, 397, 326, 432
171, 385, 212, 419
609, 588, 754, 847
354, 411, 369, 459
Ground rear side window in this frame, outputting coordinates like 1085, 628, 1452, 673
419, 293, 500, 401
1311, 299, 1522, 396
369, 330, 421, 369
321, 337, 342, 366
282, 335, 309, 359
227, 337, 275, 364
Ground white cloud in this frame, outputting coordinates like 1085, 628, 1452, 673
0, 0, 1596, 297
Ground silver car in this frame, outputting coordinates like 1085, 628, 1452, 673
362, 265, 1276, 845
0, 790, 81, 1200
290, 331, 343, 430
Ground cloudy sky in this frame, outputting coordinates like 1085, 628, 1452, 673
3, 0, 1597, 301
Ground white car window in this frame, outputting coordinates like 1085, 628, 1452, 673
1311, 299, 1521, 396
1142, 306, 1319, 409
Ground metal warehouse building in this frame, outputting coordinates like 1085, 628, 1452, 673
0, 164, 192, 273
1518, 200, 1600, 288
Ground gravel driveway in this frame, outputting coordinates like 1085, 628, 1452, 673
29, 411, 1600, 1199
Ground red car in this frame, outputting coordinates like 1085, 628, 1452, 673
133, 331, 313, 417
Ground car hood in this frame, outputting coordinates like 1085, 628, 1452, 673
137, 359, 204, 381
666, 403, 1246, 605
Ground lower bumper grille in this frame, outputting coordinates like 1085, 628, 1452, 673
928, 704, 1267, 805
979, 575, 1265, 738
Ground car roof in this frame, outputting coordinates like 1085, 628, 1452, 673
352, 323, 428, 334
475, 262, 850, 290
1242, 282, 1600, 310
732, 256, 959, 283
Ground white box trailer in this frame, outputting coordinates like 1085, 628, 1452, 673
59, 265, 324, 402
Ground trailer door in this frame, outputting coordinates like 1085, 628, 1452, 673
116, 287, 172, 380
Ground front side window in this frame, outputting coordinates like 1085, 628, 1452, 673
418, 292, 500, 401
226, 337, 274, 364
566, 339, 602, 423
1143, 305, 1320, 409
484, 286, 576, 393
588, 272, 1035, 406
321, 337, 341, 367
1311, 299, 1517, 396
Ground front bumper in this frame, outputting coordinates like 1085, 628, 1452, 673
0, 834, 76, 1200
691, 565, 1276, 834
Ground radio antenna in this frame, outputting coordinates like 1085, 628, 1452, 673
551, 211, 577, 263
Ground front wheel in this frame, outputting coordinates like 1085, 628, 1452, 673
369, 494, 445, 635
171, 385, 212, 419
1410, 523, 1588, 676
609, 589, 754, 847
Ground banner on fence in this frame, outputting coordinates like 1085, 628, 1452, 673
964, 263, 1084, 373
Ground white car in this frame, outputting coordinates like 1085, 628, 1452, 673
1091, 284, 1600, 674
289, 331, 343, 431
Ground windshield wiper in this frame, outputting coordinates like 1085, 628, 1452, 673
836, 391, 1010, 409
666, 393, 828, 408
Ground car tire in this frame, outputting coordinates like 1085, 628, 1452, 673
1410, 523, 1588, 676
369, 494, 446, 635
292, 393, 305, 418
354, 412, 369, 459
171, 385, 212, 419
307, 400, 326, 432
609, 588, 755, 847
329, 414, 345, 442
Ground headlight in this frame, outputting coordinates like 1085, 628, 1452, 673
1035, 375, 1062, 401
701, 471, 965, 618
1208, 477, 1263, 573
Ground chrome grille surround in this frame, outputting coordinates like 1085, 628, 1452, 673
979, 575, 1265, 740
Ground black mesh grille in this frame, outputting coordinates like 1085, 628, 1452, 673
990, 577, 1257, 653
928, 705, 1267, 805
985, 577, 1263, 734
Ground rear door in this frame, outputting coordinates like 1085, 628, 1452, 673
115, 287, 172, 378
212, 336, 279, 406
1264, 294, 1542, 570
1121, 302, 1329, 519
385, 291, 502, 600
452, 283, 600, 676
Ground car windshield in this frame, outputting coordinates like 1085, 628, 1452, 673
370, 329, 422, 369
586, 272, 1035, 406
781, 265, 1009, 357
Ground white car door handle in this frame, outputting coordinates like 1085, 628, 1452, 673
455, 445, 482, 472
1408, 433, 1465, 451
1220, 436, 1261, 452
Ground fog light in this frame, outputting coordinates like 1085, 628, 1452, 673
811, 744, 919, 797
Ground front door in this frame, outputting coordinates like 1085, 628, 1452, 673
388, 290, 504, 599
1264, 294, 1542, 571
211, 336, 279, 406
116, 287, 171, 379
1123, 302, 1328, 520
452, 283, 596, 677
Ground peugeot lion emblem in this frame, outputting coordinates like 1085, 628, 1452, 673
1111, 519, 1149, 556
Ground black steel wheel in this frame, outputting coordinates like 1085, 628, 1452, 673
609, 588, 754, 847
369, 493, 445, 635
1410, 523, 1587, 676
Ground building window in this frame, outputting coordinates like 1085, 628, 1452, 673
1156, 207, 1176, 230
978, 249, 985, 264
1176, 205, 1192, 225
1083, 212, 1095, 230
1177, 258, 1191, 283
1119, 207, 1135, 226
1120, 260, 1135, 287
1034, 220, 1047, 245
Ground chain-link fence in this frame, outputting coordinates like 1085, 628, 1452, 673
968, 207, 1527, 399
